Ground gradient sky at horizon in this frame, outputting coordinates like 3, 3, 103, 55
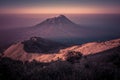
0, 0, 120, 14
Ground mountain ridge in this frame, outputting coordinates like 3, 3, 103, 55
2, 38, 120, 62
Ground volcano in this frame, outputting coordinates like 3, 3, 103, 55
25, 15, 87, 40
0, 15, 89, 49
35, 15, 78, 27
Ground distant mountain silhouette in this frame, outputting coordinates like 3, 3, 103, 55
24, 15, 86, 40
1, 15, 115, 47
35, 15, 77, 27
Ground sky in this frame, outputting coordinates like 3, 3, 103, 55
0, 0, 120, 14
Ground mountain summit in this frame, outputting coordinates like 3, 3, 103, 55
27, 15, 84, 39
35, 15, 77, 27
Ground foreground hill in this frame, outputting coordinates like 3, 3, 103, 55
1, 38, 120, 80
2, 38, 120, 62
60, 38, 120, 55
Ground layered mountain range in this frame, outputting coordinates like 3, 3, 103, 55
0, 15, 82, 49
1, 15, 119, 49
1, 15, 120, 80
1, 15, 120, 62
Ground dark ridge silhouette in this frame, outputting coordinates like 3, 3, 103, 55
22, 37, 67, 53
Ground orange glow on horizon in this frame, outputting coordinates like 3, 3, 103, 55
0, 6, 120, 14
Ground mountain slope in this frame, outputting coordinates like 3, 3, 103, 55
60, 38, 120, 55
2, 38, 120, 62
3, 37, 67, 62
35, 15, 77, 27
24, 15, 87, 39
2, 15, 117, 48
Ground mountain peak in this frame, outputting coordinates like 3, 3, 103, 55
35, 15, 77, 27
57, 15, 66, 18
